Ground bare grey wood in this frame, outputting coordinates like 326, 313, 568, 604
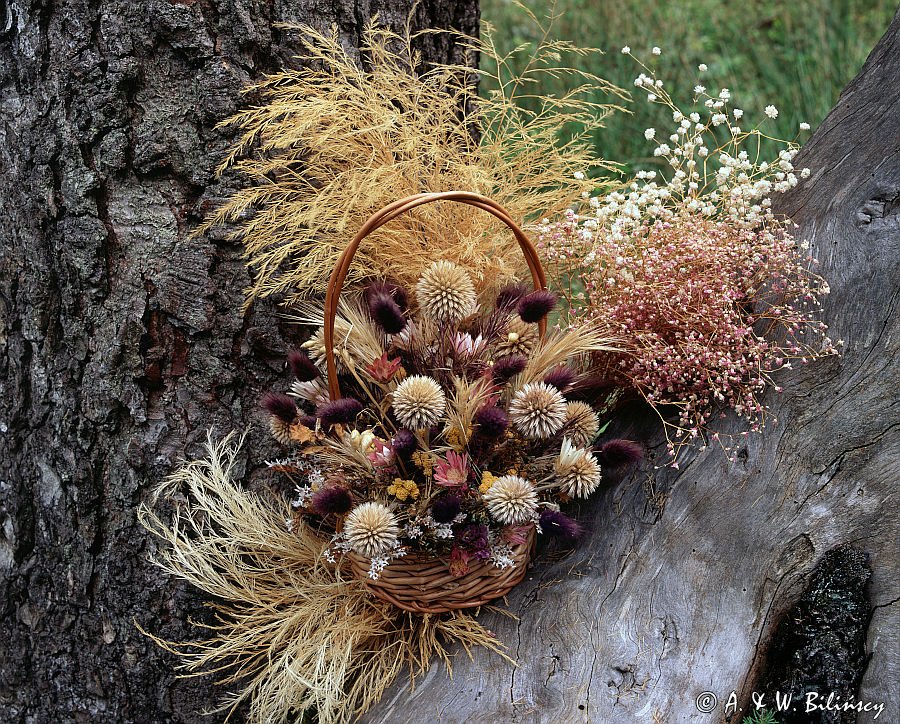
363, 12, 900, 724
0, 1, 478, 722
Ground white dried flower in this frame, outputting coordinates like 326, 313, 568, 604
416, 260, 477, 324
621, 46, 631, 54
800, 122, 811, 131
344, 502, 400, 558
392, 375, 446, 429
290, 378, 330, 406
644, 127, 656, 140
509, 382, 567, 439
555, 438, 603, 498
698, 63, 708, 72
564, 401, 601, 446
764, 105, 779, 119
484, 475, 538, 524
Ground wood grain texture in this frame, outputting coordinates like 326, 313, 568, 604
0, 1, 478, 721
362, 11, 900, 724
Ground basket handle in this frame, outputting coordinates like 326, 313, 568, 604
324, 191, 548, 400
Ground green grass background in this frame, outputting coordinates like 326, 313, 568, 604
480, 0, 896, 169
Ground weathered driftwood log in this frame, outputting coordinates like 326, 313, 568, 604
0, 1, 477, 721
363, 13, 900, 724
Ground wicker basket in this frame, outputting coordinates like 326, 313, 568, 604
324, 191, 547, 614
346, 526, 535, 614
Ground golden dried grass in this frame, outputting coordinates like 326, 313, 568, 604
201, 19, 624, 307
138, 433, 510, 724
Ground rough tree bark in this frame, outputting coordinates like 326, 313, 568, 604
0, 1, 478, 722
363, 13, 900, 724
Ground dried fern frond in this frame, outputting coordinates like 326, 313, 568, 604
201, 20, 624, 307
138, 433, 510, 724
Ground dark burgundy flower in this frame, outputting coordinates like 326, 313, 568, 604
311, 486, 353, 516
457, 523, 491, 559
368, 292, 407, 334
391, 429, 416, 457
316, 398, 362, 426
473, 405, 509, 439
544, 365, 576, 391
495, 282, 528, 309
539, 509, 583, 541
517, 290, 557, 323
595, 439, 643, 469
432, 495, 462, 524
288, 350, 320, 382
365, 280, 408, 310
261, 392, 297, 423
492, 354, 527, 382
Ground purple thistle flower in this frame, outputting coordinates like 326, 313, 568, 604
261, 392, 297, 423
368, 292, 407, 334
391, 429, 416, 457
298, 414, 318, 429
474, 405, 509, 439
495, 282, 529, 309
311, 486, 353, 516
316, 397, 362, 427
432, 495, 462, 524
492, 354, 527, 382
288, 350, 320, 382
544, 365, 576, 391
517, 290, 557, 323
596, 439, 643, 469
539, 509, 583, 541
365, 280, 408, 310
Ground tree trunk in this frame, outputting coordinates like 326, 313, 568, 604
363, 13, 900, 724
0, 1, 477, 722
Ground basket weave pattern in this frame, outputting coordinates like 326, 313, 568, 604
346, 526, 535, 614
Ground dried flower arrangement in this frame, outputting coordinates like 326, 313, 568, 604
260, 196, 627, 614
138, 17, 839, 724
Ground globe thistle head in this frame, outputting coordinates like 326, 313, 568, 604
495, 317, 538, 357
415, 260, 477, 324
555, 438, 603, 498
269, 417, 293, 445
544, 365, 576, 392
491, 354, 527, 383
288, 350, 320, 382
539, 508, 583, 542
516, 290, 557, 323
564, 401, 601, 446
261, 392, 297, 423
473, 405, 509, 439
316, 397, 363, 427
344, 502, 400, 558
483, 475, 538, 525
311, 486, 353, 517
392, 375, 446, 430
509, 382, 567, 439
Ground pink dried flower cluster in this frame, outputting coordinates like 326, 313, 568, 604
540, 214, 838, 457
